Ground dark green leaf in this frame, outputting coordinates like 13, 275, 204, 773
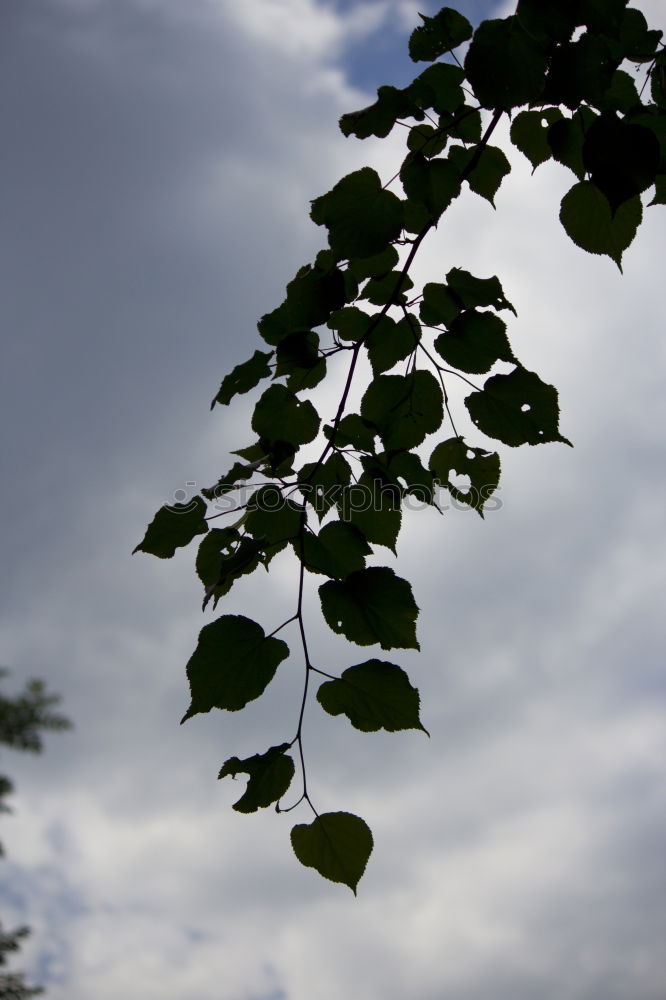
301, 520, 371, 578
420, 282, 461, 327
258, 264, 348, 346
324, 413, 377, 452
252, 384, 320, 445
196, 527, 240, 588
449, 144, 511, 206
515, 0, 580, 45
597, 69, 641, 114
317, 660, 426, 733
616, 7, 662, 63
219, 744, 295, 813
465, 367, 572, 447
360, 270, 413, 307
434, 310, 515, 374
291, 811, 373, 893
319, 567, 419, 650
407, 123, 449, 158
429, 436, 501, 516
203, 461, 258, 502
311, 167, 404, 260
196, 531, 265, 609
400, 153, 462, 220
339, 472, 402, 552
380, 450, 435, 503
246, 486, 302, 545
650, 174, 666, 206
298, 453, 352, 520
442, 105, 482, 144
582, 116, 659, 212
361, 370, 443, 451
275, 332, 326, 391
652, 52, 666, 107
464, 16, 548, 109
212, 350, 273, 409
445, 268, 517, 314
366, 313, 420, 376
328, 306, 373, 342
547, 107, 598, 180
339, 85, 419, 139
133, 496, 208, 559
407, 62, 465, 115
559, 181, 642, 269
543, 33, 617, 109
348, 246, 399, 281
182, 615, 289, 720
510, 109, 564, 170
409, 8, 472, 62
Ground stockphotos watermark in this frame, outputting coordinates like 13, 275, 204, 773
169, 479, 503, 515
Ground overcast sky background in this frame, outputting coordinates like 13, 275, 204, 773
1, 1, 665, 998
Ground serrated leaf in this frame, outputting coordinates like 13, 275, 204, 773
245, 486, 302, 545
348, 246, 399, 281
252, 384, 320, 445
196, 531, 264, 609
258, 263, 347, 346
449, 144, 511, 206
543, 33, 616, 109
339, 472, 402, 552
429, 436, 500, 516
409, 8, 472, 62
324, 413, 377, 452
274, 332, 326, 392
360, 270, 413, 307
434, 310, 515, 374
133, 496, 208, 559
291, 812, 373, 893
311, 167, 404, 260
407, 62, 465, 115
510, 109, 563, 170
202, 461, 258, 502
559, 181, 642, 269
465, 16, 548, 109
465, 367, 572, 447
339, 85, 418, 139
219, 744, 295, 813
366, 313, 420, 376
212, 350, 273, 408
582, 117, 660, 212
650, 174, 666, 206
547, 107, 598, 180
445, 268, 516, 314
401, 153, 462, 221
182, 615, 289, 720
298, 453, 352, 520
361, 371, 443, 451
318, 660, 426, 734
380, 450, 435, 503
319, 567, 419, 650
407, 123, 449, 158
328, 306, 373, 342
420, 282, 461, 327
301, 520, 371, 578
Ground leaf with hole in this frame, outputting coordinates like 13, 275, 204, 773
219, 744, 295, 813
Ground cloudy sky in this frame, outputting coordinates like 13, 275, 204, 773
1, 1, 665, 998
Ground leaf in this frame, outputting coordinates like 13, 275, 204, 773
409, 7, 472, 62
547, 107, 598, 180
133, 496, 208, 559
434, 310, 515, 374
298, 453, 352, 521
407, 62, 465, 115
348, 246, 399, 281
366, 314, 420, 376
465, 367, 572, 447
196, 531, 265, 609
420, 282, 461, 327
252, 384, 320, 445
324, 413, 377, 452
245, 486, 302, 545
429, 436, 500, 516
301, 520, 371, 579
359, 270, 414, 307
464, 16, 548, 109
445, 268, 516, 314
543, 33, 616, 109
317, 660, 427, 734
559, 181, 642, 270
449, 144, 511, 206
361, 370, 443, 452
401, 153, 462, 221
274, 332, 326, 392
182, 615, 289, 721
407, 123, 449, 158
202, 461, 258, 502
258, 263, 348, 346
211, 350, 273, 408
650, 174, 666, 206
378, 450, 435, 503
339, 85, 418, 140
219, 744, 295, 813
339, 472, 402, 553
319, 567, 419, 650
291, 812, 373, 893
510, 109, 563, 170
311, 167, 404, 260
328, 306, 373, 343
582, 116, 660, 212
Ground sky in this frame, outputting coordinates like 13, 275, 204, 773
0, 1, 665, 998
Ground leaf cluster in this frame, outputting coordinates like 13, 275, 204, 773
135, 1, 664, 889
